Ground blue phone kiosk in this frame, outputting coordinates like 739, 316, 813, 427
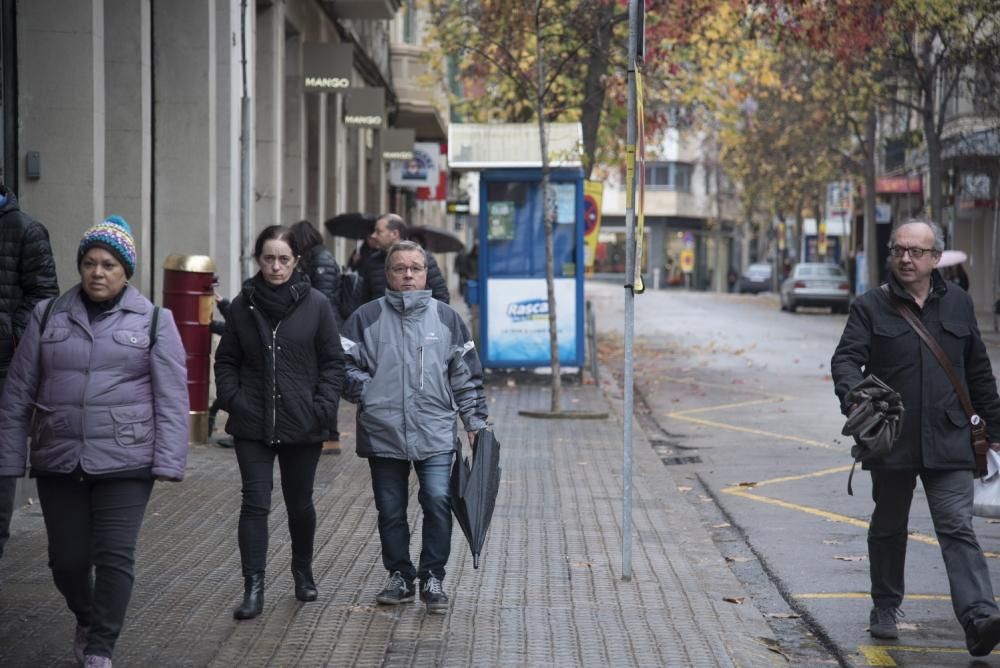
478, 168, 585, 367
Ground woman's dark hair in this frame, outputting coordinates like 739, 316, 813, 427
253, 225, 299, 260
290, 220, 323, 254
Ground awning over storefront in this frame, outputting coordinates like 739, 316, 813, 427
876, 176, 922, 194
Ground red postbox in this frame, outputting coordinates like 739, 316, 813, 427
162, 254, 216, 444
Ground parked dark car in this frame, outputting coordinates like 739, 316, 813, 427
780, 262, 850, 313
738, 263, 773, 294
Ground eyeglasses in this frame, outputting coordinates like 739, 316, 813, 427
261, 254, 294, 267
889, 245, 936, 259
389, 265, 426, 276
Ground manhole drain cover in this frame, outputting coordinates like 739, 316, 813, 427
661, 455, 702, 466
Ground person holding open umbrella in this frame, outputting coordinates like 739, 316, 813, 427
359, 214, 450, 305
340, 240, 487, 614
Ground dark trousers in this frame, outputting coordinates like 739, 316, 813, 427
369, 452, 453, 582
36, 476, 153, 659
0, 476, 15, 558
869, 468, 1000, 626
234, 439, 322, 577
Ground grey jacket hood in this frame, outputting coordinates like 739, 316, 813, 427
341, 291, 487, 461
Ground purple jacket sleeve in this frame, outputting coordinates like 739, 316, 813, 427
150, 308, 189, 480
0, 301, 47, 476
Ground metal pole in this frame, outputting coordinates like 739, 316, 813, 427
622, 0, 639, 582
239, 0, 253, 282
993, 170, 999, 333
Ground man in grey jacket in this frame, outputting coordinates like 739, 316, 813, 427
341, 240, 487, 613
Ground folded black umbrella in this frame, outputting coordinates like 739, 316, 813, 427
324, 212, 376, 240
450, 429, 501, 569
842, 374, 904, 494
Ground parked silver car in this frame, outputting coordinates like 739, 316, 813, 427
780, 262, 850, 313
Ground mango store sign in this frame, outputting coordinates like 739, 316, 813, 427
344, 88, 385, 127
382, 128, 415, 161
303, 43, 353, 92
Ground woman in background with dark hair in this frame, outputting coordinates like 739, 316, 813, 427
290, 220, 344, 455
214, 224, 345, 620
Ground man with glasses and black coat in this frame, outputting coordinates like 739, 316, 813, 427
831, 219, 1000, 656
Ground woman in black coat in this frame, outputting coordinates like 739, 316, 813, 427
214, 225, 345, 620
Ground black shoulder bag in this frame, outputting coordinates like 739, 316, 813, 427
881, 285, 989, 477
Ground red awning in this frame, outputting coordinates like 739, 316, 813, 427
876, 176, 922, 194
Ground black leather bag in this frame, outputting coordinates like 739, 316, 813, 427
842, 374, 904, 494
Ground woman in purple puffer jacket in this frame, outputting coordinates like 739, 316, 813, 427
0, 216, 189, 668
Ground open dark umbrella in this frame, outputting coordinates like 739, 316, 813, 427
450, 429, 501, 568
409, 225, 465, 254
324, 212, 376, 240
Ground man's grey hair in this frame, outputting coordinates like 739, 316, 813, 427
889, 218, 945, 253
385, 240, 428, 271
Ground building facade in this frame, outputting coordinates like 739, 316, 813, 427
0, 0, 450, 301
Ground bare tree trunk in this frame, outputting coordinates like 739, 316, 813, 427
923, 106, 945, 234
714, 161, 724, 292
864, 107, 879, 291
535, 4, 561, 412
580, 0, 615, 179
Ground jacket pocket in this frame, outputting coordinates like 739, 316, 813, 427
872, 318, 916, 363
113, 330, 151, 348
30, 402, 57, 447
40, 326, 71, 343
110, 405, 155, 447
940, 320, 970, 367
946, 407, 969, 428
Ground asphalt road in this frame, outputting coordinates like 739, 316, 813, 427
587, 280, 1000, 667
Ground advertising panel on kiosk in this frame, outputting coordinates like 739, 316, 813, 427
478, 168, 585, 368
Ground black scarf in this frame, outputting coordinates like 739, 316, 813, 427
251, 271, 305, 325
81, 285, 128, 323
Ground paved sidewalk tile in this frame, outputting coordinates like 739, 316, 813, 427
0, 376, 782, 667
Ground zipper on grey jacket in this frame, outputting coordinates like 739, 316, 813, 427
419, 346, 424, 390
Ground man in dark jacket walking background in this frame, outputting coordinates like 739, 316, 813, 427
0, 183, 59, 559
360, 213, 449, 304
831, 219, 1000, 656
341, 240, 486, 614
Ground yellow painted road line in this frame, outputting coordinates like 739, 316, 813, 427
656, 374, 793, 401
671, 413, 840, 450
722, 485, 1000, 560
857, 644, 968, 667
797, 592, 952, 601
670, 396, 787, 417
738, 464, 853, 488
724, 485, 870, 530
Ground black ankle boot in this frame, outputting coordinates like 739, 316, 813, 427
292, 565, 318, 602
233, 573, 264, 619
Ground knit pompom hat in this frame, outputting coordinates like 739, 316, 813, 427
78, 215, 137, 278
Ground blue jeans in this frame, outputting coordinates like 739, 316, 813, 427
369, 452, 453, 582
